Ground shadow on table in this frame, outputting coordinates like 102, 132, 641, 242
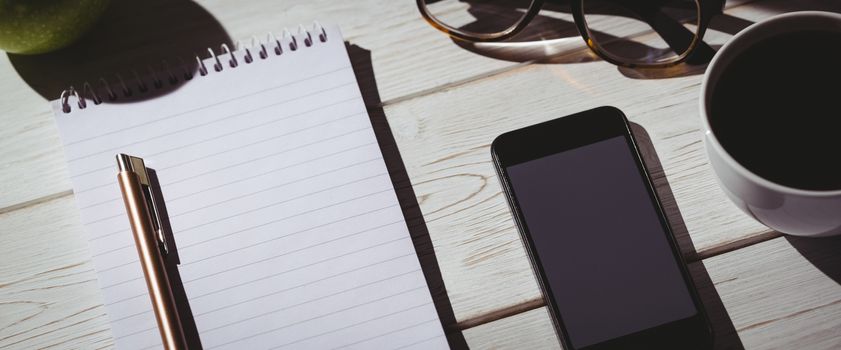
786, 235, 841, 286
449, 1, 599, 65
618, 0, 841, 79
748, 0, 841, 17
441, 0, 753, 80
447, 0, 841, 80
613, 13, 752, 80
8, 0, 230, 105
348, 44, 469, 350
631, 123, 745, 350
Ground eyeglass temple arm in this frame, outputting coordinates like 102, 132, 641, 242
640, 7, 715, 63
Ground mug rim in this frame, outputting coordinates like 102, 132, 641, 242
700, 10, 841, 197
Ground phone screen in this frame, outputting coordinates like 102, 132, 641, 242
506, 135, 698, 349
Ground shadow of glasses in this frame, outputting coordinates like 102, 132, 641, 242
426, 0, 757, 78
448, 0, 668, 64
435, 0, 841, 79
620, 0, 841, 79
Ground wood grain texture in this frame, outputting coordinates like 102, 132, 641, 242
463, 307, 560, 350
0, 196, 113, 349
710, 236, 841, 349
462, 237, 841, 349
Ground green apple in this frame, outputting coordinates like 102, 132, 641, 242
0, 0, 110, 55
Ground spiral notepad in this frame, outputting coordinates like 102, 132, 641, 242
50, 23, 448, 349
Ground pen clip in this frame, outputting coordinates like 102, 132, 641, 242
117, 154, 169, 255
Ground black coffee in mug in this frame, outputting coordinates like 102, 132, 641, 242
709, 30, 841, 191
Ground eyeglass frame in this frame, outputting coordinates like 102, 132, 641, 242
416, 0, 724, 68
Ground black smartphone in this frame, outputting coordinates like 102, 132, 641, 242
491, 106, 712, 350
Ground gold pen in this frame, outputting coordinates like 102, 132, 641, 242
116, 154, 187, 350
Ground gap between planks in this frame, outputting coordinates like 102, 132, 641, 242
453, 229, 784, 331
0, 190, 73, 216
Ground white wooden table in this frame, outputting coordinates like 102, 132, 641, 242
2, 0, 841, 348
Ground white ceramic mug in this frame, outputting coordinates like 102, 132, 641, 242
700, 11, 841, 237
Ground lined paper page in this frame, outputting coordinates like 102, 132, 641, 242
51, 25, 448, 350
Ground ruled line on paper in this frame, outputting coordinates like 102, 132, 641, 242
270, 307, 438, 350
110, 256, 419, 324
393, 334, 448, 350
67, 81, 357, 165
101, 220, 406, 296
70, 99, 362, 188
71, 101, 364, 190
182, 220, 403, 285
71, 107, 364, 192
97, 206, 397, 294
93, 179, 395, 265
115, 260, 424, 343
79, 125, 372, 210
193, 253, 419, 318
99, 208, 400, 285
86, 154, 381, 243
118, 266, 426, 338
170, 159, 382, 219
330, 318, 440, 350
205, 288, 431, 349
75, 122, 361, 201
176, 187, 394, 240
63, 65, 351, 147
105, 214, 406, 308
179, 206, 400, 266
85, 149, 381, 232
206, 272, 427, 335
135, 276, 433, 350
185, 236, 411, 299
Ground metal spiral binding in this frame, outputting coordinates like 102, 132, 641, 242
60, 21, 328, 114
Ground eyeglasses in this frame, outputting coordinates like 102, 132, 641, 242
417, 0, 723, 68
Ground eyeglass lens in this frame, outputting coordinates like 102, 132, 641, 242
421, 0, 535, 36
582, 0, 701, 65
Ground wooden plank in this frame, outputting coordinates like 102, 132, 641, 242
0, 196, 113, 349
712, 236, 841, 349
462, 237, 841, 349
